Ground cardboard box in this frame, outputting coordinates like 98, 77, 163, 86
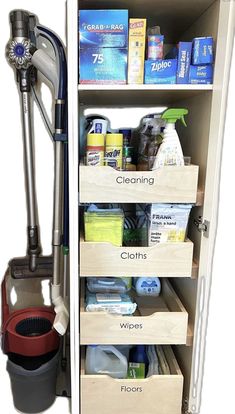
144, 59, 177, 84
166, 42, 192, 84
80, 47, 127, 84
192, 37, 214, 65
128, 18, 147, 84
79, 10, 128, 48
189, 65, 213, 84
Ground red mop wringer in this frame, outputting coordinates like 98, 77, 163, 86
1, 9, 69, 413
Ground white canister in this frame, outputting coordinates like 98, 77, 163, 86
133, 277, 161, 296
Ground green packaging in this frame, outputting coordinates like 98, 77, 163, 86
84, 209, 124, 247
127, 363, 145, 379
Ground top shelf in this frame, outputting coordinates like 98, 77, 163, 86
79, 0, 216, 43
78, 84, 213, 105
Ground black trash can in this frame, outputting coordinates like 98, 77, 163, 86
7, 349, 60, 413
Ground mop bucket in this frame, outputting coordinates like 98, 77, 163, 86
7, 349, 60, 413
1, 275, 61, 413
1, 276, 60, 357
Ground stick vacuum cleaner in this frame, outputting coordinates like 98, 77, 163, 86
1, 9, 69, 359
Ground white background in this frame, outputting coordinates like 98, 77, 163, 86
0, 1, 234, 413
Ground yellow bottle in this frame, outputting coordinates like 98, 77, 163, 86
86, 134, 105, 166
105, 133, 123, 170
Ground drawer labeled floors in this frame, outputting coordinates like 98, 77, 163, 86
80, 279, 192, 345
80, 238, 195, 277
81, 345, 183, 414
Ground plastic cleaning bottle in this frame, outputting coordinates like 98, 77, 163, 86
129, 345, 149, 376
152, 108, 188, 169
133, 277, 161, 296
137, 115, 164, 171
88, 118, 108, 134
85, 345, 128, 379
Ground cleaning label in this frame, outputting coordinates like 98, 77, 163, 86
128, 363, 145, 379
148, 204, 193, 246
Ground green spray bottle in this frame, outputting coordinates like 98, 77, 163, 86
152, 108, 188, 169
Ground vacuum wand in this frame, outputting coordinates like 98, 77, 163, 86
7, 10, 53, 279
7, 10, 69, 335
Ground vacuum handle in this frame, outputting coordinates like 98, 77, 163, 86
10, 10, 30, 38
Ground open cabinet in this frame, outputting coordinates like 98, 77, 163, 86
67, 1, 235, 414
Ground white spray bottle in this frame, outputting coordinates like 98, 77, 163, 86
152, 108, 188, 169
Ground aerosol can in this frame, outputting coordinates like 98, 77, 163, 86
152, 109, 188, 169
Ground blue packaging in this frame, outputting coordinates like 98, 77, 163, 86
144, 59, 177, 84
192, 37, 214, 65
176, 42, 192, 84
165, 42, 192, 84
189, 65, 213, 84
79, 10, 128, 48
80, 47, 127, 84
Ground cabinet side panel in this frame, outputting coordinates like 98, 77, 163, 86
68, 0, 79, 413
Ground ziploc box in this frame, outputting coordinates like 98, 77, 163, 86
128, 19, 147, 84
144, 59, 177, 84
189, 65, 213, 84
166, 42, 192, 84
79, 47, 127, 84
79, 10, 128, 48
192, 37, 214, 65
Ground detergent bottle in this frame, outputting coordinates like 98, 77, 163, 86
85, 345, 128, 379
152, 109, 188, 169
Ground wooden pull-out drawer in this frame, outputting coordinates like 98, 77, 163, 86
79, 165, 199, 204
81, 346, 183, 414
80, 238, 194, 277
81, 279, 190, 345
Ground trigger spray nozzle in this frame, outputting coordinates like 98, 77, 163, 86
161, 109, 188, 127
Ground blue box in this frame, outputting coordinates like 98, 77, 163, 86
192, 37, 214, 65
176, 42, 192, 84
189, 65, 213, 84
79, 10, 128, 48
80, 47, 127, 84
165, 42, 192, 84
144, 59, 177, 84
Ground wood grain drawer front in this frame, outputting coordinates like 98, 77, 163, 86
81, 279, 189, 345
81, 346, 183, 414
79, 165, 199, 203
80, 239, 194, 277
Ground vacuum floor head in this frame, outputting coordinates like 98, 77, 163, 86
10, 256, 53, 279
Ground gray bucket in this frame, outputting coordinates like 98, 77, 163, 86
7, 349, 60, 413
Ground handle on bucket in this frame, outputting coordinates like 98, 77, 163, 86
1, 277, 10, 325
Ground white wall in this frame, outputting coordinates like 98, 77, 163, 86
0, 1, 234, 413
